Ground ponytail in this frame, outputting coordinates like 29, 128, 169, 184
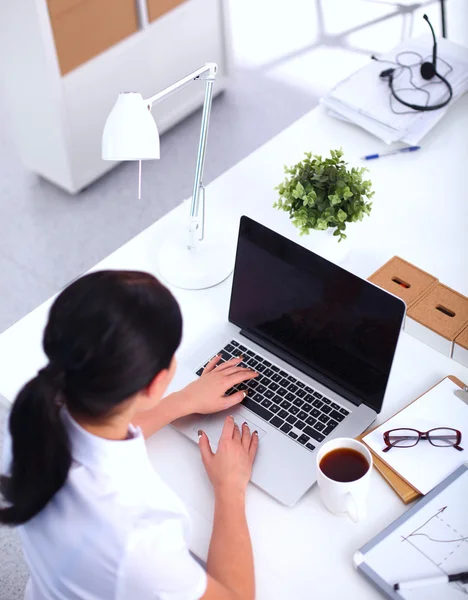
0, 367, 71, 526
1, 269, 182, 527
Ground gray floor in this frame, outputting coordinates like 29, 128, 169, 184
0, 400, 30, 600
0, 0, 465, 597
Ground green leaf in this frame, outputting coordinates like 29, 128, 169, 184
316, 219, 328, 230
337, 209, 347, 222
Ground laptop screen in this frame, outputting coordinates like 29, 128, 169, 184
229, 217, 405, 413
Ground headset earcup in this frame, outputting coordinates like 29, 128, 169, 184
420, 62, 436, 80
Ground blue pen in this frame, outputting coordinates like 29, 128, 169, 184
362, 146, 420, 160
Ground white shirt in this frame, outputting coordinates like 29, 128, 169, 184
2, 409, 207, 600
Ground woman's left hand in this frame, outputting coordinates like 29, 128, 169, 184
176, 355, 258, 415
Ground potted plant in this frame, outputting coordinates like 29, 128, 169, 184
274, 149, 374, 243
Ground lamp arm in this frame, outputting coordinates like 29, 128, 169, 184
145, 62, 217, 249
145, 63, 217, 106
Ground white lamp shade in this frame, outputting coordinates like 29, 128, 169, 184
102, 93, 160, 161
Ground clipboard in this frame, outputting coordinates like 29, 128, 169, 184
354, 463, 468, 599
358, 375, 467, 504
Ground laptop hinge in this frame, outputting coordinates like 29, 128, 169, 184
239, 328, 362, 408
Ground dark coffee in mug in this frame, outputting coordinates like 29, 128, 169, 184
319, 448, 369, 483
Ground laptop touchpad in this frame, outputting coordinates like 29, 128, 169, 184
194, 413, 267, 449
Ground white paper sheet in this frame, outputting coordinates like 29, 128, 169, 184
363, 379, 468, 495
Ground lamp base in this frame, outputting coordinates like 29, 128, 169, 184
157, 232, 234, 290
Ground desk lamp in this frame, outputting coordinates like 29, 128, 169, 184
102, 63, 233, 290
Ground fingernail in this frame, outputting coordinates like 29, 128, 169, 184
243, 421, 248, 426
198, 430, 203, 439
254, 431, 258, 436
242, 390, 247, 398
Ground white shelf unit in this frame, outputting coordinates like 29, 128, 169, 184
0, 0, 232, 194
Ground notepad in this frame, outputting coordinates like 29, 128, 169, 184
363, 379, 468, 495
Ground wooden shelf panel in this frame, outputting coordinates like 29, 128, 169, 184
147, 0, 186, 23
47, 0, 139, 75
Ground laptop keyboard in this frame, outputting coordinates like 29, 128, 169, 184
195, 339, 350, 452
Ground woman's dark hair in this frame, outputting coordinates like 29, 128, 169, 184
0, 270, 182, 526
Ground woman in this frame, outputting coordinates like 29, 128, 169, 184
0, 270, 259, 600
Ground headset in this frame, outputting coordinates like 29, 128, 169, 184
373, 14, 453, 112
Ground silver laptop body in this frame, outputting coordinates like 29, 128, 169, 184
172, 217, 405, 506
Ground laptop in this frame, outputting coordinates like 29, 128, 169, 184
172, 216, 405, 506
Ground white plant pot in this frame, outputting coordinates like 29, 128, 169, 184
295, 225, 355, 265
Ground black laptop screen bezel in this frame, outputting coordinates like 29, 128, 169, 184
228, 216, 406, 414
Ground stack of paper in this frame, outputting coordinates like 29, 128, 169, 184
323, 35, 468, 145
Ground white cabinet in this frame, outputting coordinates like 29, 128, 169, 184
0, 0, 231, 193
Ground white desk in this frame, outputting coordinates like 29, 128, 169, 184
1, 100, 468, 599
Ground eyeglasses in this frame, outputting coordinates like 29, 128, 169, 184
382, 428, 463, 452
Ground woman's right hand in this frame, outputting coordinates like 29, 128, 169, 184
175, 355, 258, 417
198, 416, 259, 496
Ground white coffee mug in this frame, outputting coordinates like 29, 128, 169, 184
316, 437, 372, 522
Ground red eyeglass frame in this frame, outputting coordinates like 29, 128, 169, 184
382, 427, 463, 452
